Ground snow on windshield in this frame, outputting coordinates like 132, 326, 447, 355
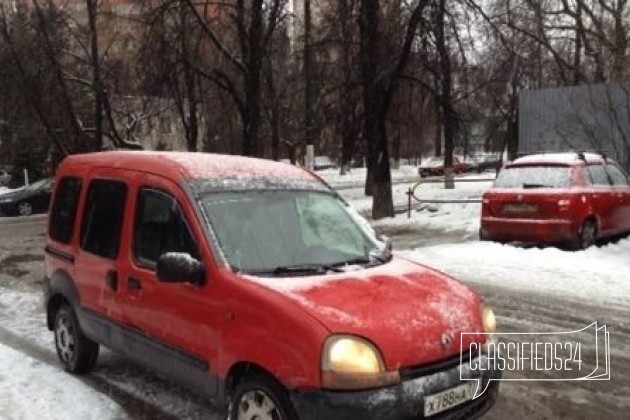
494, 165, 571, 188
197, 190, 380, 274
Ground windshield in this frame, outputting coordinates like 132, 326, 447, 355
198, 191, 383, 274
25, 178, 50, 191
495, 166, 571, 189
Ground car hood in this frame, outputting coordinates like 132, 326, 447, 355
248, 257, 485, 370
0, 189, 27, 202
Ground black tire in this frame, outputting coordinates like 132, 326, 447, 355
54, 304, 99, 374
16, 201, 33, 216
571, 219, 597, 250
228, 372, 298, 420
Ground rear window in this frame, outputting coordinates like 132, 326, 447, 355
494, 165, 572, 189
80, 179, 127, 259
49, 177, 82, 243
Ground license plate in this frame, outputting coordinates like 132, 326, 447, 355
423, 382, 476, 417
503, 203, 538, 213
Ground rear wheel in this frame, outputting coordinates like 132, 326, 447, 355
228, 373, 298, 420
54, 304, 99, 373
572, 219, 597, 250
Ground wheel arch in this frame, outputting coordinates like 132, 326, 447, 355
46, 269, 80, 330
225, 362, 278, 398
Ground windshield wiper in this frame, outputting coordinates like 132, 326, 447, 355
522, 183, 547, 189
332, 250, 392, 268
247, 263, 344, 276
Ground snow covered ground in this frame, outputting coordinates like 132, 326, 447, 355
402, 239, 630, 309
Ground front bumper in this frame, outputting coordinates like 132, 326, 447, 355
291, 354, 501, 420
481, 216, 577, 243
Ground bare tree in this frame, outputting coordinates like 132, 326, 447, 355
183, 0, 287, 157
359, 0, 429, 218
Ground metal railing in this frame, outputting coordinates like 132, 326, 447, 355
406, 177, 495, 218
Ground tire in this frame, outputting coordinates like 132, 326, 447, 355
17, 201, 32, 216
571, 219, 597, 250
54, 304, 99, 374
228, 372, 298, 420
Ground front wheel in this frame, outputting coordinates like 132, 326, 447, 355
228, 373, 298, 420
54, 304, 99, 373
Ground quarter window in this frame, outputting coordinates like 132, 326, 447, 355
80, 179, 127, 259
585, 165, 611, 186
134, 188, 198, 267
606, 164, 629, 186
49, 177, 82, 244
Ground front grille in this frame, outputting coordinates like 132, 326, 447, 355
399, 348, 479, 380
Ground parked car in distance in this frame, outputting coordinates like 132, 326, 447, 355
313, 155, 336, 170
0, 178, 54, 216
418, 156, 467, 177
0, 169, 11, 186
480, 152, 630, 249
45, 152, 500, 420
471, 153, 503, 173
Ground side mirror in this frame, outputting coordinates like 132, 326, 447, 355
156, 252, 206, 286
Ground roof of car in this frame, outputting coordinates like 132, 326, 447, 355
62, 151, 318, 184
510, 152, 607, 166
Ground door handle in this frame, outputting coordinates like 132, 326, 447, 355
106, 270, 118, 292
128, 277, 142, 291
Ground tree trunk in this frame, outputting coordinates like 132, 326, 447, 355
87, 0, 103, 151
242, 0, 265, 157
436, 0, 454, 189
371, 120, 394, 217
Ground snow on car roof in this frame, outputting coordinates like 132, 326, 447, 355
511, 152, 606, 165
63, 151, 319, 184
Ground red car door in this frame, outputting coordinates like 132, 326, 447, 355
121, 173, 220, 366
73, 172, 130, 324
606, 163, 630, 232
583, 164, 616, 236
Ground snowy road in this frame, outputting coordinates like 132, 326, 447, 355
1, 175, 629, 419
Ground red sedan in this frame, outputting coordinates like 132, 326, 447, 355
480, 152, 630, 249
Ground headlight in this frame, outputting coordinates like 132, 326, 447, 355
481, 304, 496, 334
321, 335, 399, 389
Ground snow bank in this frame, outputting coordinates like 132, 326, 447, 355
0, 343, 124, 420
401, 238, 630, 308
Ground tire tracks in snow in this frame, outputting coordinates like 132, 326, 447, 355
477, 283, 630, 420
0, 323, 180, 420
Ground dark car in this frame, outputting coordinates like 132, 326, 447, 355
0, 178, 54, 216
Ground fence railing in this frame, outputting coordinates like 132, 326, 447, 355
406, 177, 495, 218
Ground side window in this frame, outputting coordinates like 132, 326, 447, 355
585, 165, 611, 186
606, 164, 629, 186
49, 177, 82, 244
134, 188, 198, 268
80, 179, 127, 259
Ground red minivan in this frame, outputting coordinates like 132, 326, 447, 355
44, 152, 499, 419
481, 152, 630, 249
